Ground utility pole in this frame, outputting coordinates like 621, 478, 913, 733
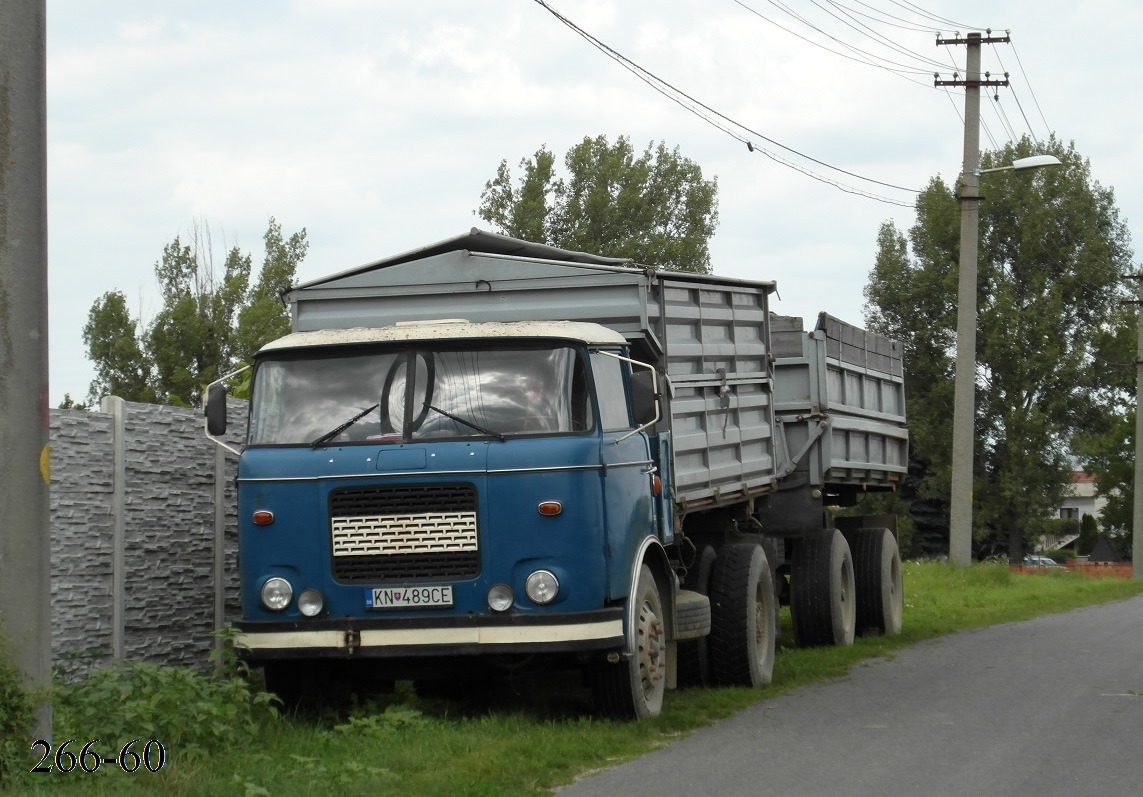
0, 0, 52, 738
1133, 272, 1143, 579
935, 31, 1010, 567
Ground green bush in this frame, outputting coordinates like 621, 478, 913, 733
53, 646, 279, 763
0, 629, 37, 785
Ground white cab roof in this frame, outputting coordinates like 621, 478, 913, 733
259, 319, 628, 353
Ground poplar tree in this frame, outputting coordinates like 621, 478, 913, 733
83, 217, 307, 407
864, 135, 1133, 558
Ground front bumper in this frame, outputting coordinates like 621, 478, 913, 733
234, 607, 624, 660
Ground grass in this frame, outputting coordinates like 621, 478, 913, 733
6, 562, 1143, 796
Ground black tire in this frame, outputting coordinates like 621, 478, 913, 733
708, 543, 776, 687
673, 590, 711, 639
846, 527, 904, 636
589, 564, 667, 719
791, 529, 856, 648
677, 545, 717, 687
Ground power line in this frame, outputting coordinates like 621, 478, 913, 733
889, 0, 982, 31
989, 93, 1020, 142
1009, 42, 1053, 141
736, 0, 939, 76
532, 0, 921, 205
822, 0, 944, 33
801, 0, 953, 70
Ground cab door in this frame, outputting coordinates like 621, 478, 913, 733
591, 351, 658, 600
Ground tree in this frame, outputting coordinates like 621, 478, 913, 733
1076, 513, 1099, 557
83, 217, 307, 407
145, 226, 252, 407
233, 218, 310, 363
477, 135, 719, 273
1072, 298, 1137, 558
864, 136, 1134, 560
83, 290, 157, 404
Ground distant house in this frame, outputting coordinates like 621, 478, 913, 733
1060, 471, 1106, 528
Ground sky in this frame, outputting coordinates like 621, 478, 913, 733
42, 0, 1143, 405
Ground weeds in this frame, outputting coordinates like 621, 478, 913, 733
0, 625, 38, 786
51, 632, 278, 764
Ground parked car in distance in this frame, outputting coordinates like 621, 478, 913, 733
1024, 554, 1062, 568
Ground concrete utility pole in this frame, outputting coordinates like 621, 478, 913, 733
935, 31, 1010, 567
1134, 273, 1143, 579
0, 0, 52, 738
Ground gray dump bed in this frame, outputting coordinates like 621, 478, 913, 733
771, 313, 908, 489
286, 229, 904, 512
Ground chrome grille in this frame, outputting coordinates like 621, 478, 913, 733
331, 511, 477, 556
328, 484, 480, 583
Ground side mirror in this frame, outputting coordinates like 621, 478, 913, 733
205, 382, 228, 436
630, 370, 659, 426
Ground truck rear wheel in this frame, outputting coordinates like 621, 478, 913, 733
588, 564, 666, 719
677, 544, 717, 687
846, 527, 904, 636
708, 543, 776, 687
791, 529, 856, 647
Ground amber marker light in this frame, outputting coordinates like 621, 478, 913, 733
537, 501, 563, 517
252, 510, 275, 526
651, 475, 662, 496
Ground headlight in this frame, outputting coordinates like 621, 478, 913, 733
525, 570, 559, 605
487, 583, 514, 612
297, 588, 324, 617
261, 577, 293, 611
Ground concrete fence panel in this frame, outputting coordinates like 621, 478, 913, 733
49, 397, 247, 670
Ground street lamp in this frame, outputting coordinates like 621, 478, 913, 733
978, 154, 1063, 175
948, 151, 1062, 567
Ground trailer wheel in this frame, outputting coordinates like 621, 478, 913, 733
708, 543, 776, 687
846, 527, 904, 636
677, 545, 717, 687
791, 529, 856, 647
589, 564, 667, 719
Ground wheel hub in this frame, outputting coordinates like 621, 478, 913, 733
638, 602, 666, 688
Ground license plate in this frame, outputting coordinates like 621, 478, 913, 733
365, 585, 453, 610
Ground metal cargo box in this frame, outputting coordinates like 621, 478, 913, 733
286, 229, 781, 512
771, 313, 907, 489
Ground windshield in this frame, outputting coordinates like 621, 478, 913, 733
249, 344, 595, 446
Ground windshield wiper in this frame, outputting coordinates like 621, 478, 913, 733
424, 403, 506, 442
310, 403, 380, 448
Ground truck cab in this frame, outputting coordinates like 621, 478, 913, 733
209, 319, 678, 716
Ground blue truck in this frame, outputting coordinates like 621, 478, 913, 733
204, 229, 908, 719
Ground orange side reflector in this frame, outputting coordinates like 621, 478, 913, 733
537, 501, 563, 517
252, 510, 275, 526
651, 475, 662, 496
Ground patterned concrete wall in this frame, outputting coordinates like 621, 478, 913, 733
49, 398, 247, 670
50, 410, 115, 665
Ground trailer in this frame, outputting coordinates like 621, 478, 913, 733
205, 228, 907, 718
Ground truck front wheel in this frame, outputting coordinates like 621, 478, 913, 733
589, 564, 667, 720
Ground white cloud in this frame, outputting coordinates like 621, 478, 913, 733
42, 0, 1142, 403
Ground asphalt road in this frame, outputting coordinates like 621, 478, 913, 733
557, 594, 1143, 797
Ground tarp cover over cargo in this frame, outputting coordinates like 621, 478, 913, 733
284, 228, 905, 512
